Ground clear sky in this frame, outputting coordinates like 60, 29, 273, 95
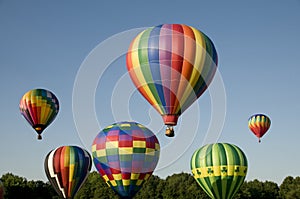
0, 0, 300, 185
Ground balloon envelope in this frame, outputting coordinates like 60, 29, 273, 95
92, 121, 160, 198
191, 143, 248, 199
248, 113, 271, 142
126, 24, 218, 136
19, 88, 59, 139
44, 146, 92, 199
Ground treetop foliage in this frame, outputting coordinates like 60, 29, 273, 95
1, 172, 300, 199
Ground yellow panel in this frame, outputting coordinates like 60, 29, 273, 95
155, 143, 160, 150
130, 173, 140, 180
120, 123, 131, 128
119, 147, 133, 155
130, 32, 143, 70
102, 175, 109, 182
110, 180, 117, 186
106, 141, 118, 149
133, 141, 146, 148
122, 179, 130, 186
192, 165, 247, 178
91, 144, 97, 152
112, 173, 122, 181
69, 164, 75, 182
96, 149, 106, 157
144, 173, 150, 180
145, 148, 154, 154
64, 147, 70, 167
136, 179, 144, 186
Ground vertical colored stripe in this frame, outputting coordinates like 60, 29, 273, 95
139, 28, 165, 113
173, 25, 196, 113
148, 25, 166, 109
159, 24, 172, 113
169, 24, 184, 113
127, 31, 164, 114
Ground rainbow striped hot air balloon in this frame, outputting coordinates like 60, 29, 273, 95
248, 113, 271, 142
44, 146, 92, 199
126, 24, 218, 137
191, 143, 248, 199
19, 88, 59, 139
92, 121, 160, 198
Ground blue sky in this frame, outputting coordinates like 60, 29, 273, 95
0, 0, 300, 185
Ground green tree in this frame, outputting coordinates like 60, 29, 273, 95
234, 179, 280, 199
135, 175, 165, 199
280, 176, 300, 199
1, 173, 31, 198
160, 172, 210, 199
75, 171, 118, 199
1, 173, 56, 199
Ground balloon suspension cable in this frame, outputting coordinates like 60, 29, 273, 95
165, 126, 175, 137
37, 134, 42, 140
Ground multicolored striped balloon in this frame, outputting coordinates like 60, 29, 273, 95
248, 114, 271, 142
92, 121, 160, 198
191, 143, 248, 199
44, 146, 92, 199
126, 24, 218, 137
19, 88, 59, 139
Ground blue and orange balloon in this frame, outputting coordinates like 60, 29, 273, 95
126, 24, 218, 137
19, 88, 59, 139
92, 121, 160, 198
248, 114, 271, 142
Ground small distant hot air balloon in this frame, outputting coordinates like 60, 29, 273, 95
126, 24, 218, 137
191, 143, 248, 199
0, 180, 4, 199
92, 121, 160, 198
248, 113, 271, 142
19, 88, 59, 139
44, 146, 92, 199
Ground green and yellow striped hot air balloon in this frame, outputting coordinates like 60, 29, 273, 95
191, 143, 248, 199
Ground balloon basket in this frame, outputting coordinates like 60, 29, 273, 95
165, 126, 175, 137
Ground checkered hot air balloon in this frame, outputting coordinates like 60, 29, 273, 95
92, 121, 160, 198
19, 88, 59, 140
248, 113, 271, 143
44, 146, 92, 199
126, 24, 218, 137
191, 143, 248, 199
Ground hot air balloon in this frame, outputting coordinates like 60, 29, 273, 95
0, 180, 4, 199
248, 113, 271, 142
19, 88, 59, 139
44, 146, 92, 199
92, 121, 160, 198
191, 143, 248, 199
126, 24, 218, 137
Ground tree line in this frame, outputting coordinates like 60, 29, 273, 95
1, 171, 300, 199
